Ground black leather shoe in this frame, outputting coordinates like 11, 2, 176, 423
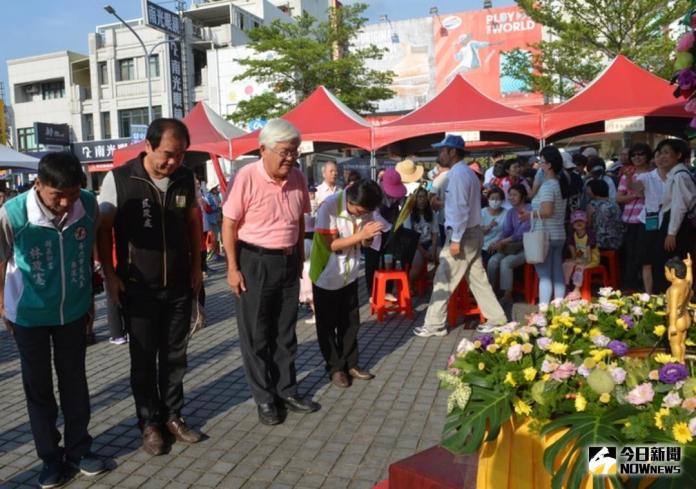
257, 402, 282, 425
281, 396, 320, 413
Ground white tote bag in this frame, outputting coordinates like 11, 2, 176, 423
523, 210, 549, 264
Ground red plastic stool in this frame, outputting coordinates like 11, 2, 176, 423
600, 249, 620, 289
523, 263, 539, 305
447, 278, 484, 327
580, 265, 609, 301
370, 269, 414, 322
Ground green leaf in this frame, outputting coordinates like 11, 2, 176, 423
441, 385, 513, 454
540, 406, 638, 489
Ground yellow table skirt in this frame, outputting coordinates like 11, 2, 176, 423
476, 417, 655, 489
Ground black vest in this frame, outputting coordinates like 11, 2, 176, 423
112, 155, 195, 289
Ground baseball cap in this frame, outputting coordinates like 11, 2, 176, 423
432, 135, 466, 150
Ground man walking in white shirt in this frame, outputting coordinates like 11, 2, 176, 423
315, 161, 341, 205
414, 136, 507, 337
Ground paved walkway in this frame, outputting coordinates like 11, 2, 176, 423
0, 263, 474, 489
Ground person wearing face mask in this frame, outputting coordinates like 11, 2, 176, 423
310, 180, 384, 388
481, 187, 508, 263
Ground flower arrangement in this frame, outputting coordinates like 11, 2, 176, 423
440, 289, 696, 489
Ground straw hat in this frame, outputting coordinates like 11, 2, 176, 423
395, 159, 424, 183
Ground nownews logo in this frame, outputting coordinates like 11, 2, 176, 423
588, 445, 681, 477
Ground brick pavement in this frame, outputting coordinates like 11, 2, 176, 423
0, 262, 476, 489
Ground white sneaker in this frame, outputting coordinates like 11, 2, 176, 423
109, 336, 128, 345
305, 316, 316, 325
413, 326, 448, 337
476, 323, 496, 333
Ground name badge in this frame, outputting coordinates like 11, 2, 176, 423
176, 195, 187, 208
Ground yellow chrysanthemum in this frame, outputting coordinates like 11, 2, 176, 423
599, 393, 611, 403
504, 372, 517, 387
542, 373, 550, 381
573, 327, 582, 334
521, 343, 533, 354
590, 349, 612, 363
513, 398, 532, 416
654, 408, 670, 430
673, 422, 693, 445
496, 332, 514, 346
583, 358, 597, 369
575, 393, 587, 412
616, 319, 629, 330
653, 325, 666, 337
654, 353, 677, 364
486, 344, 499, 353
549, 342, 569, 356
523, 367, 537, 382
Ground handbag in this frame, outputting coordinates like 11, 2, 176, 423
501, 241, 523, 255
523, 210, 549, 264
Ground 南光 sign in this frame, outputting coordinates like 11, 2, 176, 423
169, 38, 184, 119
72, 138, 130, 163
143, 0, 181, 36
34, 122, 70, 146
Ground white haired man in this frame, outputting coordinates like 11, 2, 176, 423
222, 119, 320, 425
315, 161, 341, 205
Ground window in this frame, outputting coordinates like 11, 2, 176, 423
118, 106, 161, 138
148, 54, 160, 78
118, 58, 135, 81
41, 80, 65, 100
98, 61, 108, 85
82, 114, 94, 142
17, 127, 37, 152
101, 111, 111, 139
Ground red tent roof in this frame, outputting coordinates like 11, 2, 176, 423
230, 86, 374, 157
542, 55, 690, 139
112, 102, 245, 165
373, 75, 542, 148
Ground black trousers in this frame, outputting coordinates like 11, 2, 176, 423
313, 281, 361, 375
123, 286, 192, 426
13, 317, 92, 463
105, 299, 124, 339
621, 222, 643, 290
235, 246, 300, 404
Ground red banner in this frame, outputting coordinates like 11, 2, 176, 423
434, 6, 542, 107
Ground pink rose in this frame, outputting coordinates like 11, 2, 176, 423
626, 382, 655, 405
682, 397, 696, 412
551, 361, 577, 381
507, 344, 523, 362
678, 31, 696, 52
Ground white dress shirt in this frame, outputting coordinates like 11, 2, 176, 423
659, 163, 696, 235
315, 181, 341, 205
445, 160, 482, 242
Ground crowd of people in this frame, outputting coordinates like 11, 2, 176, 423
2, 116, 696, 488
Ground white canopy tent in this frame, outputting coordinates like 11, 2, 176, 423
0, 145, 39, 171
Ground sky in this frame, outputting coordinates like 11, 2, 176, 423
0, 0, 515, 102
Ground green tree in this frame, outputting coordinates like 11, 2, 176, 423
503, 0, 689, 100
230, 3, 394, 124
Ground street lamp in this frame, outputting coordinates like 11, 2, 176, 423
484, 0, 493, 8
104, 4, 154, 124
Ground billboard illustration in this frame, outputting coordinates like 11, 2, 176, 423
434, 6, 542, 107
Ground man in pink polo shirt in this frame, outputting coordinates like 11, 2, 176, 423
222, 119, 319, 425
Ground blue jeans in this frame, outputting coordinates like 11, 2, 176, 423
535, 239, 565, 305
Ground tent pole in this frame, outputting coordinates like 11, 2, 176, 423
370, 150, 376, 180
210, 153, 227, 194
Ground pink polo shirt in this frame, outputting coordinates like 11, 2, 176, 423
223, 159, 310, 249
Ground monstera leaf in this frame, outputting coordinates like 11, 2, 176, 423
642, 432, 696, 489
541, 406, 638, 489
441, 374, 513, 454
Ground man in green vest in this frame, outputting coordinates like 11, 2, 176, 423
0, 152, 106, 488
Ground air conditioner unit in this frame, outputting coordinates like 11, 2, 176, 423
25, 85, 40, 95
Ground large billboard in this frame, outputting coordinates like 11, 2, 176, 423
353, 17, 436, 113
434, 6, 542, 107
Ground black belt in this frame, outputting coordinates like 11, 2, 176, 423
239, 241, 296, 256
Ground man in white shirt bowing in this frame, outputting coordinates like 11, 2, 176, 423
414, 135, 507, 338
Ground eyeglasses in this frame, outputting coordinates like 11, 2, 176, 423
268, 147, 299, 159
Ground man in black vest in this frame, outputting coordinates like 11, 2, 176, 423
97, 119, 203, 455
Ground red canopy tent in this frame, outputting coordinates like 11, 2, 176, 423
542, 55, 690, 141
112, 102, 246, 192
230, 86, 374, 158
373, 75, 542, 150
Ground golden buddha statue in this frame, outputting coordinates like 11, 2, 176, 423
665, 254, 693, 364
